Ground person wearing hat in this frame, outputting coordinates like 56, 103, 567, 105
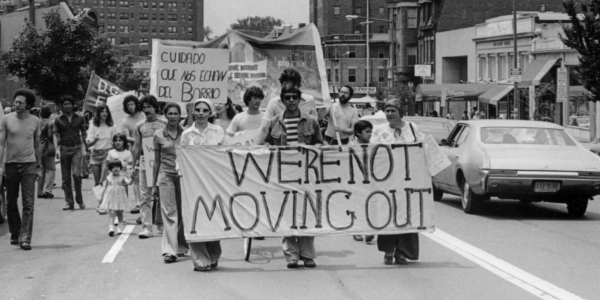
180, 98, 225, 272
370, 99, 424, 265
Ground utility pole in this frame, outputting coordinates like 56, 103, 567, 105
366, 0, 370, 97
512, 0, 519, 119
29, 0, 35, 25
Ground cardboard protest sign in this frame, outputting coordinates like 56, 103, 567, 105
176, 144, 435, 242
150, 40, 229, 104
142, 137, 155, 186
222, 129, 259, 146
106, 91, 136, 132
83, 72, 125, 112
151, 24, 330, 108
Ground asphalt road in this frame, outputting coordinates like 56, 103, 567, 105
1, 167, 599, 300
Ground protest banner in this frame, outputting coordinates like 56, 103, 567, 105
142, 137, 155, 186
106, 91, 136, 132
150, 24, 330, 109
222, 129, 259, 146
150, 40, 229, 104
83, 72, 125, 112
176, 144, 435, 242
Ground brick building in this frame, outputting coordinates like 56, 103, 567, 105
310, 0, 393, 99
69, 0, 204, 57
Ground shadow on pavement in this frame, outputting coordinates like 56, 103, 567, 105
437, 196, 600, 221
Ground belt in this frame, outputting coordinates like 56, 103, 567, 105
60, 142, 81, 147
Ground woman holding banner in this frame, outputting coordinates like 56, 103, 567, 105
151, 103, 188, 264
180, 98, 225, 272
370, 99, 424, 265
86, 104, 117, 187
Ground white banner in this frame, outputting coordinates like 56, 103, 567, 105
176, 144, 435, 242
142, 137, 155, 186
223, 129, 259, 146
228, 60, 268, 82
151, 40, 230, 104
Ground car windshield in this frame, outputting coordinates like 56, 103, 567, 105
480, 127, 576, 146
410, 120, 449, 132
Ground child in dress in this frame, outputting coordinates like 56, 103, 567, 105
106, 133, 133, 176
99, 160, 133, 236
352, 120, 375, 244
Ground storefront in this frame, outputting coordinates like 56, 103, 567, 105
477, 84, 514, 119
415, 84, 498, 120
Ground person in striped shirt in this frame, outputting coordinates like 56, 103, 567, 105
263, 86, 323, 269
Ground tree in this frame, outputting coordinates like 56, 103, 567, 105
230, 16, 284, 37
203, 26, 213, 40
102, 55, 145, 91
562, 0, 600, 101
0, 10, 119, 103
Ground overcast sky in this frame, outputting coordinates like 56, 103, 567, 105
204, 0, 310, 37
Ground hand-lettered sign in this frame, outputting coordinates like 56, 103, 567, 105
151, 39, 229, 104
176, 144, 435, 242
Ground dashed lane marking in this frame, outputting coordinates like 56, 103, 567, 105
423, 229, 586, 300
102, 225, 135, 263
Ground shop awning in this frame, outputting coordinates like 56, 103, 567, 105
518, 59, 560, 87
478, 85, 514, 105
416, 84, 497, 102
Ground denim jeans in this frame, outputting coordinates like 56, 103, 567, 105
139, 160, 162, 231
6, 162, 37, 243
59, 144, 83, 206
37, 155, 56, 195
282, 236, 316, 261
158, 172, 188, 256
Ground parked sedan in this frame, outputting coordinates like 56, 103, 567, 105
432, 120, 600, 217
360, 112, 455, 145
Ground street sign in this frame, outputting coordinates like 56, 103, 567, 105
511, 68, 521, 83
414, 65, 432, 77
557, 68, 568, 103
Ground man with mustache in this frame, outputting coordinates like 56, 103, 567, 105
324, 85, 359, 145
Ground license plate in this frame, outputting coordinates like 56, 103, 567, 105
534, 181, 560, 193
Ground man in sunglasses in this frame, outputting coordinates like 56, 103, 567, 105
263, 86, 323, 269
257, 68, 317, 142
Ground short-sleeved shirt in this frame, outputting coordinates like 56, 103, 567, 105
227, 111, 264, 133
324, 103, 359, 139
106, 149, 133, 172
135, 118, 167, 168
0, 113, 40, 163
262, 94, 317, 121
154, 126, 184, 175
54, 112, 87, 145
86, 124, 118, 151
180, 122, 224, 146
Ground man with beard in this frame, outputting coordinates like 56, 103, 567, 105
132, 95, 166, 239
324, 85, 359, 145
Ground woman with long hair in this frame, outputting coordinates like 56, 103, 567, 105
86, 104, 117, 189
214, 97, 237, 131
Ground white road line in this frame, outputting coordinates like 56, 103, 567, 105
423, 229, 586, 300
101, 225, 135, 264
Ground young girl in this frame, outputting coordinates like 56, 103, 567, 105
99, 160, 133, 236
352, 120, 375, 244
106, 133, 133, 176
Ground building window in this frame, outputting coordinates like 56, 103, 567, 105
168, 26, 177, 33
169, 14, 177, 21
141, 25, 148, 32
120, 25, 128, 33
488, 56, 496, 80
348, 46, 356, 58
378, 48, 384, 59
407, 45, 417, 65
378, 25, 384, 33
152, 1, 156, 8
348, 68, 356, 83
407, 8, 417, 28
99, 12, 104, 18
479, 56, 486, 81
99, 0, 104, 6
159, 1, 164, 9
188, 2, 192, 9
120, 12, 128, 20
160, 26, 165, 33
334, 6, 340, 16
94, 0, 98, 5
107, 12, 116, 19
378, 68, 386, 83
327, 69, 331, 82
160, 14, 164, 20
187, 27, 193, 33
335, 68, 339, 83
152, 26, 157, 33
168, 2, 177, 9
131, 13, 135, 18
498, 55, 507, 80
108, 37, 116, 44
107, 25, 116, 32
152, 13, 157, 20
107, 0, 115, 7
140, 38, 149, 43
130, 25, 134, 31
140, 13, 148, 20
379, 7, 385, 15
140, 50, 149, 56
356, 7, 361, 15
120, 37, 129, 44
188, 14, 192, 21
139, 1, 148, 8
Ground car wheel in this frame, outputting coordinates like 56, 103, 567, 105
461, 180, 482, 214
567, 198, 588, 217
432, 183, 443, 202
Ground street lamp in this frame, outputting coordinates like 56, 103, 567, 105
346, 12, 395, 98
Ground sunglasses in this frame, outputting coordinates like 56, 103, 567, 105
283, 95, 300, 101
194, 108, 211, 113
